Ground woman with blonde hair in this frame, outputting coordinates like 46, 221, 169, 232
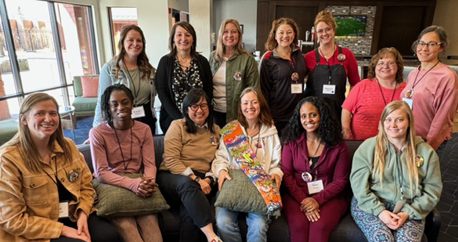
210, 18, 259, 127
0, 93, 121, 242
350, 100, 442, 242
94, 24, 157, 134
342, 47, 406, 140
260, 17, 307, 135
304, 10, 360, 120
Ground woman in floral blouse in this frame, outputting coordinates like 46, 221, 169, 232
155, 21, 213, 133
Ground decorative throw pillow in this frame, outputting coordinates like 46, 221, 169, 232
80, 76, 99, 97
91, 174, 169, 217
214, 169, 269, 215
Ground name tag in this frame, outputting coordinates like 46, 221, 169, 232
307, 180, 324, 194
59, 201, 69, 218
402, 97, 413, 109
291, 83, 302, 94
132, 106, 146, 119
323, 84, 336, 94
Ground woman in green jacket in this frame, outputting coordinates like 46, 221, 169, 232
209, 18, 259, 127
350, 100, 442, 242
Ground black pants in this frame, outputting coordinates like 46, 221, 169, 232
157, 170, 215, 242
213, 110, 227, 128
134, 102, 157, 135
51, 213, 122, 242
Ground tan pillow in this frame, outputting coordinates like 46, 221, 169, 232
91, 174, 169, 217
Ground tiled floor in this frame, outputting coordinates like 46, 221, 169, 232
64, 116, 458, 242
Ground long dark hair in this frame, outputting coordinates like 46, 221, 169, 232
237, 87, 273, 128
168, 21, 199, 60
114, 25, 154, 79
182, 88, 215, 134
282, 96, 342, 145
101, 84, 134, 125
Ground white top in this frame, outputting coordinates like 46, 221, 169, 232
212, 59, 227, 112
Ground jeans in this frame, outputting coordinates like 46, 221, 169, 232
215, 207, 268, 242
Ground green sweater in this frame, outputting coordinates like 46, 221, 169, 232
209, 52, 259, 122
350, 136, 442, 220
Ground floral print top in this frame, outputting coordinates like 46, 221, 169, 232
173, 58, 203, 111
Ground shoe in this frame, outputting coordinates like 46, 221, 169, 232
210, 236, 223, 242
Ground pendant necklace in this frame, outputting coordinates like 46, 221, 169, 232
405, 61, 440, 98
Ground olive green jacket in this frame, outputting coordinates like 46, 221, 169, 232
209, 51, 259, 122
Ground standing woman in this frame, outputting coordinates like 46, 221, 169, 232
212, 87, 282, 242
342, 47, 406, 140
304, 10, 360, 120
281, 96, 350, 242
209, 18, 259, 128
351, 101, 442, 242
90, 84, 162, 242
0, 93, 121, 242
157, 89, 222, 242
401, 26, 458, 152
260, 17, 307, 135
156, 21, 213, 133
94, 25, 157, 135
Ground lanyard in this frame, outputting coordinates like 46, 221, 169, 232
376, 78, 397, 106
42, 156, 58, 185
123, 61, 141, 106
113, 125, 133, 171
407, 61, 440, 98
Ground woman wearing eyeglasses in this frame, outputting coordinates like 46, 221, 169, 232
401, 26, 458, 153
304, 10, 360, 120
157, 89, 222, 242
281, 96, 350, 242
341, 47, 406, 140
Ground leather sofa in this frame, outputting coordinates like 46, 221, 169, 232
77, 136, 441, 242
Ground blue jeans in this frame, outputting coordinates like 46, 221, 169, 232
215, 207, 268, 242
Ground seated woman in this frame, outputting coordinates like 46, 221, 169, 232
0, 93, 121, 242
281, 96, 350, 242
212, 87, 282, 242
157, 88, 222, 242
341, 47, 406, 140
89, 84, 162, 242
350, 100, 442, 242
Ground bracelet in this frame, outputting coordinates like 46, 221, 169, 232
194, 176, 201, 183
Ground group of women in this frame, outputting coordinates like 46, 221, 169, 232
0, 8, 456, 242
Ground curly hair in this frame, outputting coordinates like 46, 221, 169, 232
367, 47, 404, 83
114, 25, 155, 80
282, 96, 342, 145
101, 84, 134, 125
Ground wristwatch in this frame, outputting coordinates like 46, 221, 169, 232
194, 176, 201, 183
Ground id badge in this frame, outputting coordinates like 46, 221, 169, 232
402, 97, 413, 109
307, 180, 324, 194
392, 200, 406, 213
132, 106, 146, 119
59, 201, 69, 218
291, 83, 302, 94
323, 84, 336, 94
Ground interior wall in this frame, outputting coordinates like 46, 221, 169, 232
168, 0, 189, 12
213, 0, 257, 53
432, 0, 458, 57
97, 0, 169, 67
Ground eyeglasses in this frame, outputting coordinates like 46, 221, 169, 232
316, 27, 332, 34
417, 41, 442, 48
189, 103, 208, 111
376, 61, 397, 67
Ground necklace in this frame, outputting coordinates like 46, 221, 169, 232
113, 125, 133, 171
308, 140, 321, 167
376, 78, 397, 106
319, 44, 335, 60
404, 61, 440, 98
